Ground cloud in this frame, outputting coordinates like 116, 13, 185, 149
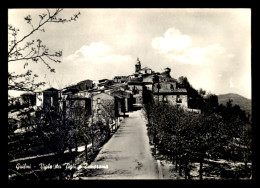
66, 42, 110, 61
60, 41, 134, 82
152, 28, 191, 52
65, 41, 132, 64
166, 44, 226, 64
152, 28, 226, 64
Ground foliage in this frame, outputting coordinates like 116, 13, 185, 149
144, 98, 252, 180
30, 108, 76, 160
177, 76, 204, 109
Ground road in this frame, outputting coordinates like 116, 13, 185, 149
79, 109, 159, 179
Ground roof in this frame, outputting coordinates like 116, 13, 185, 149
175, 88, 187, 93
43, 87, 59, 92
77, 79, 93, 84
20, 92, 35, 96
128, 81, 144, 85
140, 67, 152, 71
99, 79, 108, 83
114, 76, 128, 79
110, 90, 131, 98
91, 92, 114, 99
62, 85, 79, 94
153, 87, 187, 95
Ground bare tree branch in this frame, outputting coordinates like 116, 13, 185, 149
8, 9, 80, 92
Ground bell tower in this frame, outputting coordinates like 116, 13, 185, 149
135, 57, 141, 73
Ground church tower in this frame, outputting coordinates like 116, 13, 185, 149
135, 57, 141, 73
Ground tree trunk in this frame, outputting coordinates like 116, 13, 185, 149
91, 137, 94, 154
175, 157, 178, 172
85, 142, 88, 161
75, 136, 78, 153
199, 159, 203, 180
184, 162, 191, 180
245, 161, 248, 171
179, 159, 182, 176
184, 167, 187, 180
58, 152, 64, 180
69, 147, 75, 163
172, 151, 175, 165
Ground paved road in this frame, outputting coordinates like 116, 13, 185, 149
80, 110, 159, 179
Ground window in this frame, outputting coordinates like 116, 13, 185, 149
176, 95, 182, 103
163, 95, 167, 103
51, 97, 53, 106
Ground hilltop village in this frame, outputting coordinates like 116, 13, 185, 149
9, 58, 200, 131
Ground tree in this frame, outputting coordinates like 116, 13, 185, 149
31, 108, 76, 162
8, 9, 80, 92
99, 99, 116, 134
177, 76, 204, 109
203, 94, 219, 113
239, 123, 252, 173
8, 10, 81, 179
198, 88, 206, 96
178, 76, 190, 89
71, 100, 91, 162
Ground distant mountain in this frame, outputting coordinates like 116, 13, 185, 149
217, 93, 251, 114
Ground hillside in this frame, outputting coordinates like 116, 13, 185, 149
217, 93, 251, 114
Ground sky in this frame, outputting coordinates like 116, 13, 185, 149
8, 8, 251, 99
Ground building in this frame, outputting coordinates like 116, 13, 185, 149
135, 57, 141, 73
64, 90, 92, 117
109, 89, 134, 113
20, 92, 36, 107
139, 67, 153, 75
91, 92, 116, 130
113, 76, 129, 83
76, 79, 94, 91
98, 79, 114, 89
128, 80, 144, 105
134, 57, 154, 78
36, 87, 61, 111
153, 82, 188, 108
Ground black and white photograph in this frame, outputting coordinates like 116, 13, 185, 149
8, 8, 252, 180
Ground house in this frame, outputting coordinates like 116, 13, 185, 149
76, 79, 94, 91
99, 79, 108, 83
139, 67, 153, 75
134, 57, 154, 76
153, 82, 188, 108
113, 76, 129, 83
128, 81, 144, 105
62, 85, 80, 94
36, 87, 61, 111
91, 92, 117, 130
173, 88, 188, 109
109, 89, 134, 113
142, 75, 154, 91
64, 90, 92, 117
18, 92, 36, 108
98, 79, 114, 88
142, 74, 154, 83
